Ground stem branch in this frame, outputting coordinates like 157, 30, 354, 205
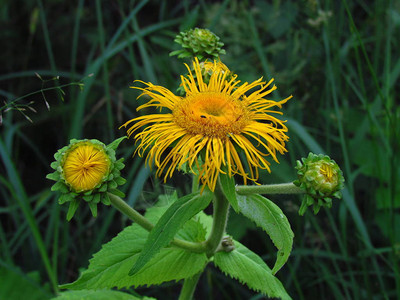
108, 193, 206, 253
236, 182, 304, 195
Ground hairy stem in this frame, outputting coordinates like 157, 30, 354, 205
236, 182, 304, 195
204, 179, 230, 257
178, 179, 231, 299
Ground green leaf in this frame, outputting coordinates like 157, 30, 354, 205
107, 136, 127, 151
53, 289, 153, 300
101, 193, 111, 205
88, 202, 97, 217
66, 199, 80, 221
51, 181, 68, 193
114, 176, 127, 186
58, 193, 72, 205
46, 172, 59, 181
214, 240, 291, 300
109, 188, 126, 198
237, 194, 293, 274
61, 221, 208, 290
115, 159, 125, 170
194, 211, 213, 235
129, 190, 213, 275
0, 265, 52, 300
219, 173, 239, 212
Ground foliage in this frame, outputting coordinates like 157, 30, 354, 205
0, 0, 399, 299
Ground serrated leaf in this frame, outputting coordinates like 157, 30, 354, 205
61, 219, 208, 290
214, 241, 291, 300
53, 289, 152, 300
194, 211, 213, 235
219, 173, 239, 212
129, 190, 213, 275
237, 194, 293, 274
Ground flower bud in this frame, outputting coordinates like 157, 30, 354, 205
170, 28, 226, 61
294, 153, 344, 215
47, 137, 126, 220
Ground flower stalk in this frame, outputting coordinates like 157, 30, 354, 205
236, 182, 304, 195
204, 179, 231, 257
108, 192, 154, 231
179, 178, 231, 299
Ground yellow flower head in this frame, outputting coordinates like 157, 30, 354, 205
47, 138, 126, 220
121, 58, 292, 191
62, 141, 110, 192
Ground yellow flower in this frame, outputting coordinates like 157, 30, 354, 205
121, 58, 292, 191
47, 138, 126, 220
201, 60, 230, 76
62, 141, 110, 192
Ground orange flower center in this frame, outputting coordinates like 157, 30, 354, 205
173, 92, 249, 138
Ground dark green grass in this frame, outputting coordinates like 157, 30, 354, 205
0, 0, 399, 299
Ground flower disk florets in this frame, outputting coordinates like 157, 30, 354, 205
170, 28, 226, 60
294, 153, 344, 215
47, 137, 126, 220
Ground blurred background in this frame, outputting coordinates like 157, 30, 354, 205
0, 0, 399, 299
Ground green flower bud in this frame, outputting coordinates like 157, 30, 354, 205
46, 137, 127, 220
170, 28, 226, 61
294, 153, 344, 215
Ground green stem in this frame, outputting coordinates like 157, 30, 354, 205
108, 193, 206, 253
178, 272, 202, 300
236, 182, 304, 195
178, 179, 231, 300
204, 180, 230, 257
191, 173, 200, 194
108, 192, 153, 231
